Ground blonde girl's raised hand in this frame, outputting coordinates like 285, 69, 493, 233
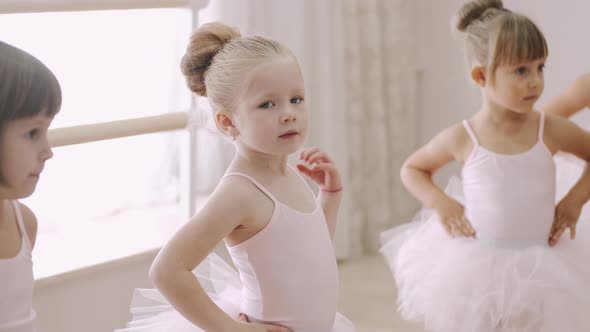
296, 147, 342, 192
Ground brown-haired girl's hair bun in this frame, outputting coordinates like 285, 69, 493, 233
456, 0, 504, 32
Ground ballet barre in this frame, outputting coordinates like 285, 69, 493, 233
48, 112, 189, 148
0, 0, 207, 13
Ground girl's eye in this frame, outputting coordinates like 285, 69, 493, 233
516, 67, 527, 75
538, 64, 545, 72
259, 101, 275, 109
291, 97, 303, 104
26, 129, 39, 139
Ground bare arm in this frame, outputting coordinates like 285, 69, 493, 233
402, 124, 467, 209
543, 73, 590, 118
297, 147, 343, 238
547, 115, 590, 205
401, 123, 476, 237
149, 178, 287, 332
570, 164, 590, 207
317, 190, 342, 238
546, 115, 590, 245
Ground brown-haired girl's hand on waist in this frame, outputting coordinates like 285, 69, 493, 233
550, 193, 583, 246
434, 196, 477, 238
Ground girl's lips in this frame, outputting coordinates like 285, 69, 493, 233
279, 130, 299, 138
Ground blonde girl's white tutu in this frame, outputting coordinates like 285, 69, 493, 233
380, 177, 590, 332
114, 253, 355, 332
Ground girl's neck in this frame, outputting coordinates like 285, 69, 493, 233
233, 149, 290, 176
0, 199, 11, 228
478, 98, 531, 127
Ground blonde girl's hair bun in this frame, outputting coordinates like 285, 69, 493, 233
180, 22, 241, 97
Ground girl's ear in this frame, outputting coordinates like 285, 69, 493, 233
215, 112, 239, 139
471, 65, 487, 87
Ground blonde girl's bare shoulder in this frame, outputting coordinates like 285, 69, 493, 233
204, 174, 274, 221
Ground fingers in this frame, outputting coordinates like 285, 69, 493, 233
549, 213, 578, 245
298, 148, 339, 189
238, 313, 293, 332
549, 221, 556, 238
570, 224, 577, 239
550, 210, 562, 237
443, 218, 475, 238
295, 163, 312, 175
454, 216, 471, 237
459, 216, 476, 237
299, 147, 320, 161
300, 147, 333, 165
263, 324, 293, 332
442, 222, 455, 237
445, 216, 476, 238
308, 162, 335, 173
549, 224, 566, 246
296, 162, 334, 176
454, 218, 475, 238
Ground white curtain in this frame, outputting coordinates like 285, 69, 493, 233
341, 0, 420, 254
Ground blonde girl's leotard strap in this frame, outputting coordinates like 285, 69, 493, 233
221, 172, 279, 205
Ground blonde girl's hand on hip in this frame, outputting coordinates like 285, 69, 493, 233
434, 196, 476, 238
296, 147, 342, 193
235, 313, 293, 332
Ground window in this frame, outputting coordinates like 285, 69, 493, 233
0, 8, 193, 278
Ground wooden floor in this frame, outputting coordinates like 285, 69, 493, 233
338, 255, 423, 332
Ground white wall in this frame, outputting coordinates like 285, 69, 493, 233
414, 0, 590, 183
